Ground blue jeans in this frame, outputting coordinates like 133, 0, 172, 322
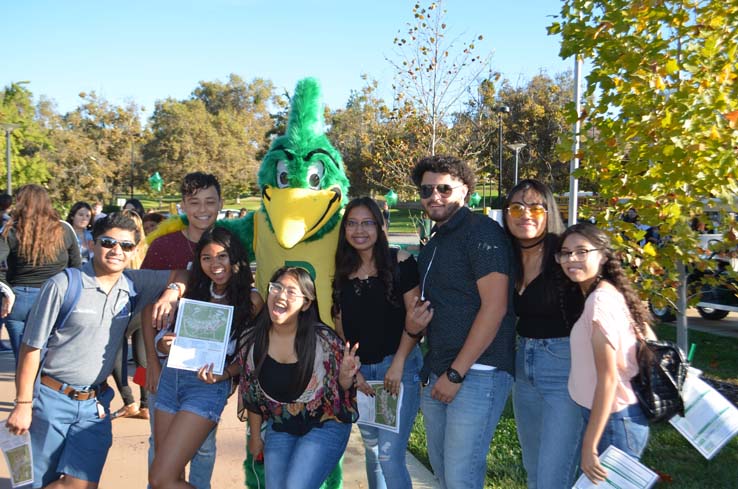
30, 382, 114, 488
148, 381, 218, 489
513, 337, 583, 489
581, 403, 650, 459
358, 347, 422, 489
264, 420, 351, 489
6, 286, 40, 364
421, 368, 513, 489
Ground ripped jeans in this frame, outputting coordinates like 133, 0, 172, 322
358, 347, 422, 489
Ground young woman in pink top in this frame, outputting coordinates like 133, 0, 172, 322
556, 223, 653, 484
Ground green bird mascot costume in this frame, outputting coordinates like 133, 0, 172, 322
148, 77, 349, 488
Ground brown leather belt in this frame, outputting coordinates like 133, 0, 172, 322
40, 375, 108, 401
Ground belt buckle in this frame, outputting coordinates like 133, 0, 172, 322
69, 389, 81, 400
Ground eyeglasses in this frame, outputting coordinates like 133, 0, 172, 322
419, 184, 462, 199
554, 248, 602, 263
97, 237, 136, 253
506, 203, 547, 219
346, 219, 377, 230
268, 282, 307, 302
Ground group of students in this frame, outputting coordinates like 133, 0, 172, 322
2, 161, 654, 489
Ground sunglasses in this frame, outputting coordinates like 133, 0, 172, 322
506, 202, 548, 219
97, 236, 137, 253
419, 184, 462, 199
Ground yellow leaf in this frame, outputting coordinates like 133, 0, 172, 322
643, 242, 656, 257
709, 126, 719, 140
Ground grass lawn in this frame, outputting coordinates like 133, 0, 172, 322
407, 324, 738, 488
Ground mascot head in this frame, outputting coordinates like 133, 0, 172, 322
257, 78, 350, 249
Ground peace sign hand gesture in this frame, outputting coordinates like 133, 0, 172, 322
339, 342, 361, 390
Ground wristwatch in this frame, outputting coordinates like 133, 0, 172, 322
445, 367, 465, 384
166, 283, 182, 298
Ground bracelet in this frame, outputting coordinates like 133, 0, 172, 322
14, 399, 33, 406
404, 327, 424, 339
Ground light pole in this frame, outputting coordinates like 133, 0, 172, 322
507, 143, 526, 186
129, 133, 140, 200
0, 123, 21, 195
493, 106, 510, 206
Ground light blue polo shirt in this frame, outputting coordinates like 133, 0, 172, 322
23, 262, 169, 386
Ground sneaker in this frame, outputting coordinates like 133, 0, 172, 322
111, 403, 140, 420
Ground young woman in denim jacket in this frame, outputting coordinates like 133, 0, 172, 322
503, 180, 584, 489
240, 266, 359, 489
331, 197, 424, 489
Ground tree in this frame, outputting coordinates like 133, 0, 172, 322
388, 1, 492, 155
550, 0, 738, 350
0, 82, 54, 190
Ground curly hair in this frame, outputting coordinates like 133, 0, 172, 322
559, 223, 652, 338
2, 185, 64, 266
181, 172, 221, 199
410, 155, 476, 200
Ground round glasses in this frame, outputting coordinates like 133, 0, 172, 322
506, 203, 547, 219
268, 282, 307, 302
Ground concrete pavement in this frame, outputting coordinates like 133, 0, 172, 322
0, 347, 438, 488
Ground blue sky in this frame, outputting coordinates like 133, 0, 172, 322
3, 0, 574, 119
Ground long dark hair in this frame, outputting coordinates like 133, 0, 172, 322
248, 267, 321, 395
3, 184, 64, 266
66, 201, 93, 229
331, 197, 396, 318
123, 198, 145, 218
185, 227, 255, 346
559, 223, 652, 336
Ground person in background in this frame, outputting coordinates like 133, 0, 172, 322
141, 171, 223, 489
0, 192, 13, 352
110, 210, 151, 420
241, 266, 359, 489
238, 208, 248, 218
124, 198, 146, 218
149, 227, 262, 489
224, 210, 233, 220
93, 201, 107, 222
66, 201, 95, 263
332, 197, 423, 489
0, 193, 12, 230
405, 155, 515, 489
556, 223, 653, 484
503, 180, 584, 489
1, 184, 81, 364
143, 213, 166, 236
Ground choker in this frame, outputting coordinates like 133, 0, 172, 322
210, 282, 227, 300
520, 237, 545, 249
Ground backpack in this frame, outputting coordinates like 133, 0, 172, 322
35, 268, 137, 394
631, 339, 688, 423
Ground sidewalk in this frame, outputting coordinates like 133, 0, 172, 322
0, 348, 438, 488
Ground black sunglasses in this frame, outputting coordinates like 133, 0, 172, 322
419, 184, 462, 199
97, 236, 136, 252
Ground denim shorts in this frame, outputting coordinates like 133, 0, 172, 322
155, 364, 230, 423
30, 383, 114, 487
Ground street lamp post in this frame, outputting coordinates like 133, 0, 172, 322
493, 106, 510, 206
129, 133, 140, 200
506, 143, 527, 186
0, 123, 21, 195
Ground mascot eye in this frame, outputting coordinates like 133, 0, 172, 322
306, 162, 324, 190
276, 160, 289, 188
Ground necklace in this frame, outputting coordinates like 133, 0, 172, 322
520, 237, 545, 249
210, 282, 227, 300
182, 228, 196, 256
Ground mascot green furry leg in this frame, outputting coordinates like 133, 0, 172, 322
233, 76, 349, 489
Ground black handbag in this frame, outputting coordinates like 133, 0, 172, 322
631, 339, 688, 423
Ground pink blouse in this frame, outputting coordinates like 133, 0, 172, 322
568, 286, 640, 411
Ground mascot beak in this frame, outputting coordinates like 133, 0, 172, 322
262, 186, 343, 249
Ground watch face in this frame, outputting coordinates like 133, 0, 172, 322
446, 368, 463, 383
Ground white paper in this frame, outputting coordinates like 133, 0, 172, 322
167, 299, 233, 375
573, 445, 659, 489
669, 369, 738, 459
0, 421, 34, 487
357, 381, 404, 433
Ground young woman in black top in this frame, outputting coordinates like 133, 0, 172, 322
503, 180, 585, 489
331, 197, 424, 489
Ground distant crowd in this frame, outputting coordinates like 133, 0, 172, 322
3, 156, 655, 489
